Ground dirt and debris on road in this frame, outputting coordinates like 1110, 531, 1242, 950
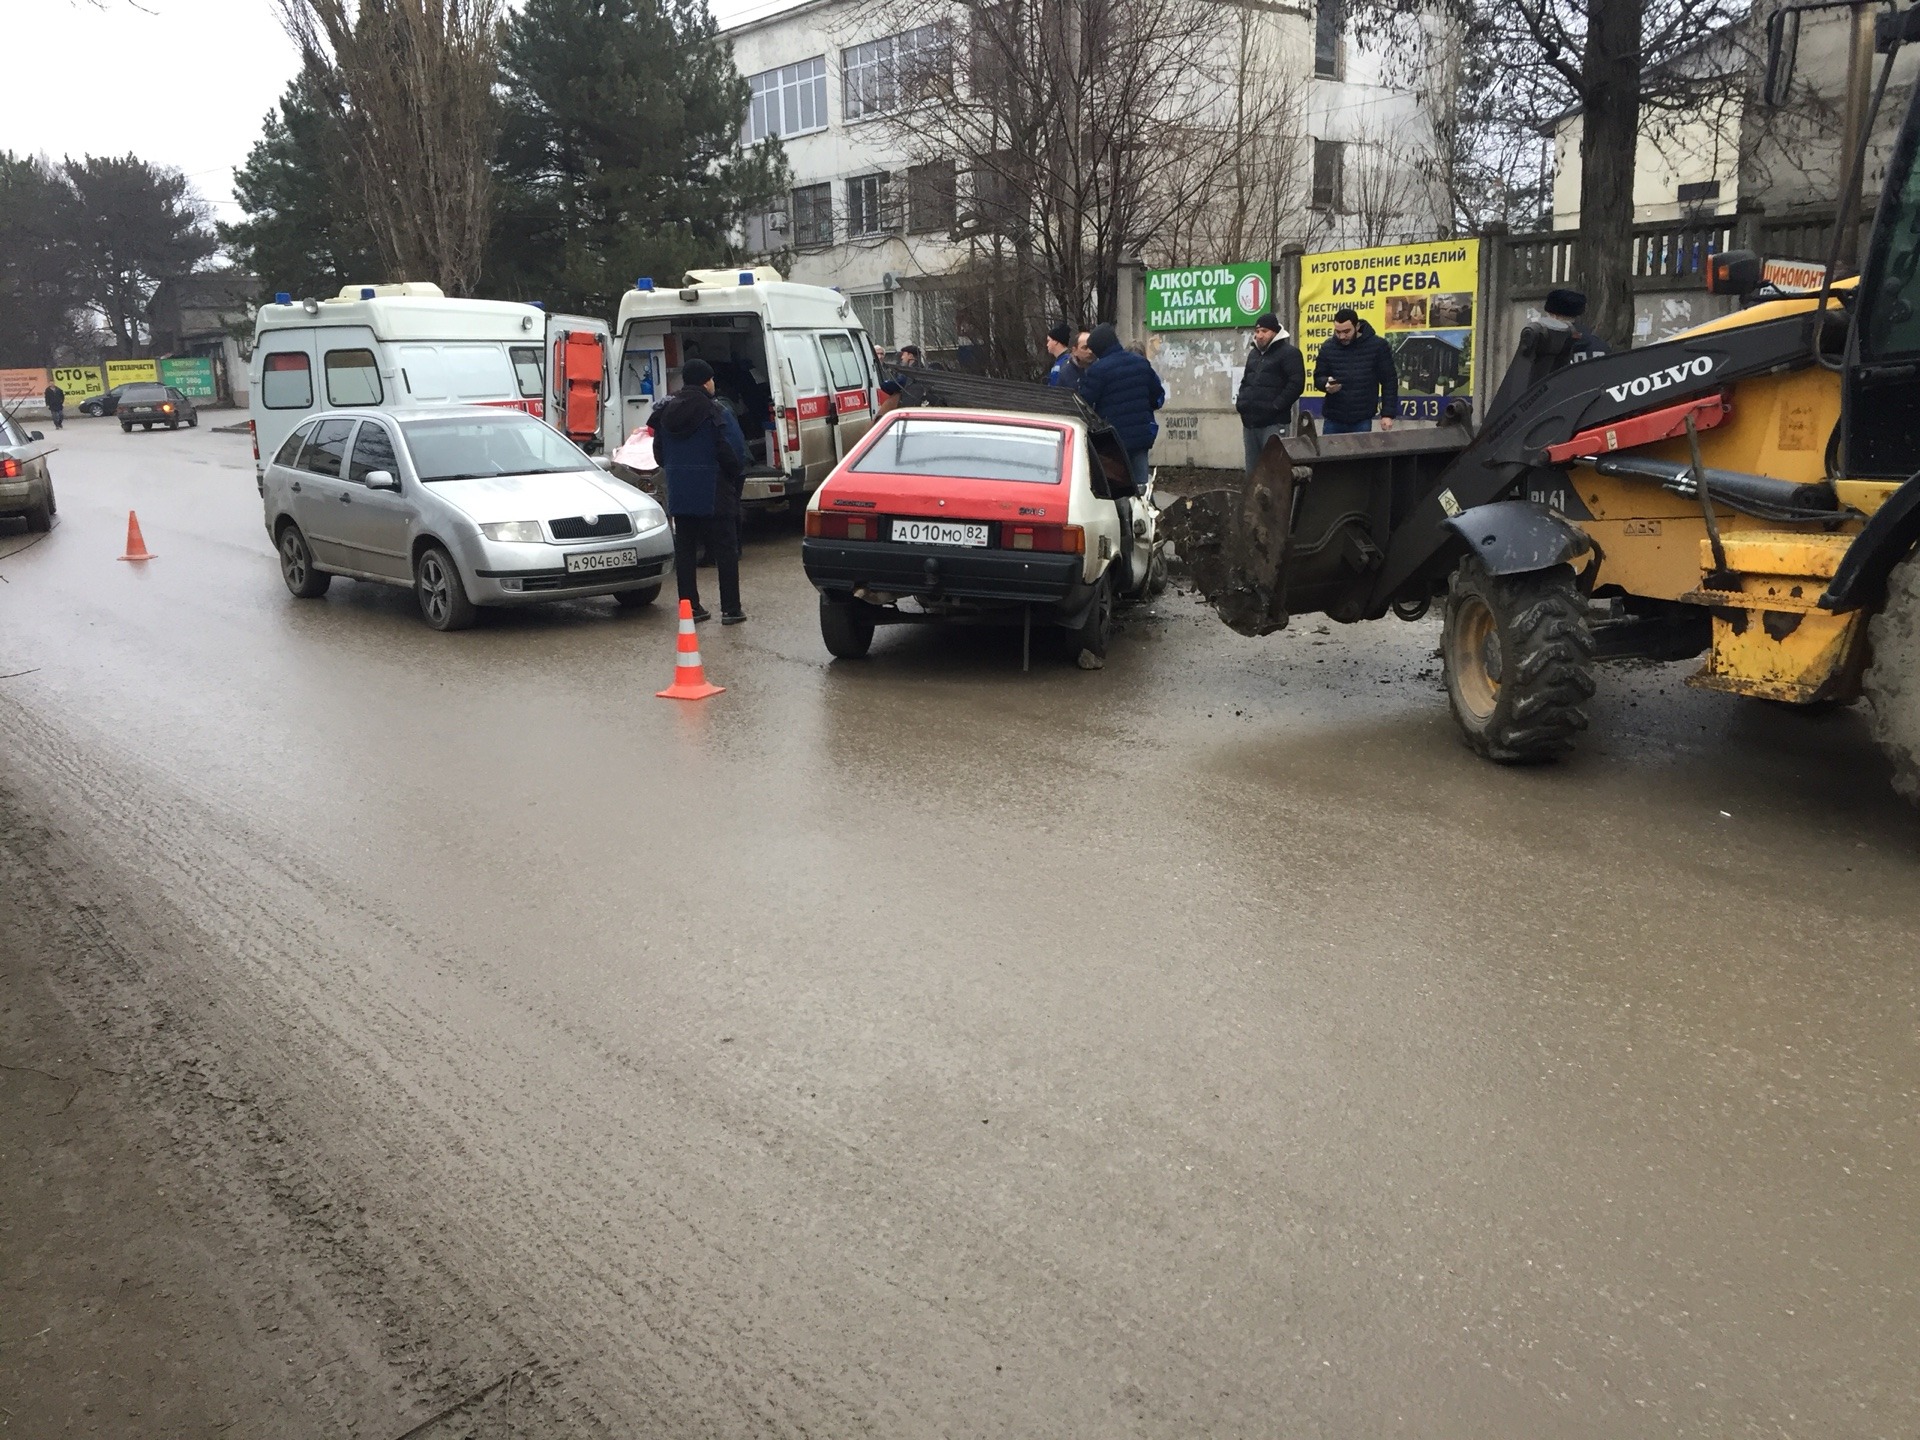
4, 420, 1920, 1437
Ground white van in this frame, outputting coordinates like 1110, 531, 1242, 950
612, 268, 877, 505
248, 283, 613, 482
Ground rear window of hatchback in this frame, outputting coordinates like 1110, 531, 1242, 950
850, 416, 1065, 484
121, 384, 169, 403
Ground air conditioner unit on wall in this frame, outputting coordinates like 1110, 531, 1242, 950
881, 271, 901, 291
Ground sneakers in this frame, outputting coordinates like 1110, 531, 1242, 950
688, 603, 712, 622
720, 611, 748, 626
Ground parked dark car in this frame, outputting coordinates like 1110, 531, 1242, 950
78, 383, 135, 417
118, 383, 198, 432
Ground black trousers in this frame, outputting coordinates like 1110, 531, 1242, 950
672, 510, 740, 614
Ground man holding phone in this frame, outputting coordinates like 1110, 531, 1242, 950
1313, 307, 1399, 434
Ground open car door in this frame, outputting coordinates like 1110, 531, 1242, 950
544, 313, 615, 454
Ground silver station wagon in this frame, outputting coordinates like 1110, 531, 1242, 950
261, 407, 674, 630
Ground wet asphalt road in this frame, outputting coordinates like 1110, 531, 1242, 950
4, 419, 1918, 1437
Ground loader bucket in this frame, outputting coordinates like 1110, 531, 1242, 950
1160, 425, 1473, 633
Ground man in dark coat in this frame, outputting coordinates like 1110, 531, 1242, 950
1045, 322, 1080, 390
1077, 322, 1164, 492
653, 358, 749, 624
1545, 287, 1611, 363
1235, 312, 1304, 472
42, 380, 65, 430
1313, 306, 1399, 433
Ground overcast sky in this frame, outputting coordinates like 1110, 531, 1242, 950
1, 0, 791, 224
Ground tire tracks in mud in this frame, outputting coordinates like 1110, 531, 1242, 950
0, 687, 1333, 1437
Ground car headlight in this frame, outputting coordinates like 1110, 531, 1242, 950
630, 498, 667, 532
479, 520, 545, 543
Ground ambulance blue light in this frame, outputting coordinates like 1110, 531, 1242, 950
275, 292, 291, 305
531, 301, 545, 310
739, 271, 754, 285
635, 277, 655, 291
360, 287, 376, 299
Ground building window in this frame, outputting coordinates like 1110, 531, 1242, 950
1314, 0, 1343, 79
843, 25, 946, 120
851, 291, 895, 348
908, 161, 957, 234
847, 173, 892, 238
1311, 138, 1344, 211
743, 56, 828, 143
961, 156, 1020, 233
792, 182, 833, 247
918, 290, 959, 349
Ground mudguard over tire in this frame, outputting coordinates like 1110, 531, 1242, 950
1865, 549, 1920, 801
1442, 556, 1596, 762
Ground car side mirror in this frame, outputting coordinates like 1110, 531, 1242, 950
592, 455, 615, 471
28, 431, 43, 441
364, 469, 400, 492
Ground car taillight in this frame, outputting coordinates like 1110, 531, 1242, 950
781, 407, 801, 452
160, 403, 173, 413
250, 420, 259, 461
1002, 522, 1083, 553
0, 458, 19, 479
807, 510, 882, 540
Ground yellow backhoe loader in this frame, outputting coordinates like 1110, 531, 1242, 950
1165, 0, 1920, 802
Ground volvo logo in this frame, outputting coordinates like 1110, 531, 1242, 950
1605, 354, 1715, 403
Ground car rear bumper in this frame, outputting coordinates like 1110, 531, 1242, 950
803, 538, 1087, 607
0, 479, 37, 510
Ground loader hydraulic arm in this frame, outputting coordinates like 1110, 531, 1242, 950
1364, 308, 1829, 611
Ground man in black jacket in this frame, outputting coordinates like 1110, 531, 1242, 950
1313, 307, 1399, 433
1234, 312, 1304, 472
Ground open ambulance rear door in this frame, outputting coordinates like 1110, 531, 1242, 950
543, 313, 616, 454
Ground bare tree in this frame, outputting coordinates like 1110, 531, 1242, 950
1350, 0, 1749, 346
1152, 9, 1311, 267
272, 0, 502, 295
851, 0, 1240, 348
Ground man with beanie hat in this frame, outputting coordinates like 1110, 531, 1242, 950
652, 357, 749, 623
1544, 288, 1610, 363
1045, 322, 1080, 390
1077, 322, 1165, 493
1235, 312, 1304, 472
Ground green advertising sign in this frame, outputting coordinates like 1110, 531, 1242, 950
1144, 262, 1273, 331
158, 355, 217, 400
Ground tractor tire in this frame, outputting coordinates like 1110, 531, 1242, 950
1865, 548, 1920, 802
1441, 556, 1595, 763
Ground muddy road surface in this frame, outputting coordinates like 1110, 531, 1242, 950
4, 419, 1918, 1437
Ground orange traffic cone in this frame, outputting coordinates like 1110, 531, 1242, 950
656, 599, 724, 700
118, 511, 154, 562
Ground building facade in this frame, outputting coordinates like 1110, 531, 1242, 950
725, 0, 1444, 361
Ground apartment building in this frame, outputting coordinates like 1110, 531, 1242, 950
725, 0, 1440, 357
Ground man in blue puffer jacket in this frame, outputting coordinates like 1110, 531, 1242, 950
654, 357, 749, 624
1077, 322, 1164, 492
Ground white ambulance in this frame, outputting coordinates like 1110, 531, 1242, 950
248, 283, 613, 482
611, 268, 878, 505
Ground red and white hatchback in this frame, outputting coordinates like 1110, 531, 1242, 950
802, 407, 1161, 665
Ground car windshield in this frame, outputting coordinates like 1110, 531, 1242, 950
399, 413, 594, 481
851, 416, 1065, 484
122, 384, 168, 402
